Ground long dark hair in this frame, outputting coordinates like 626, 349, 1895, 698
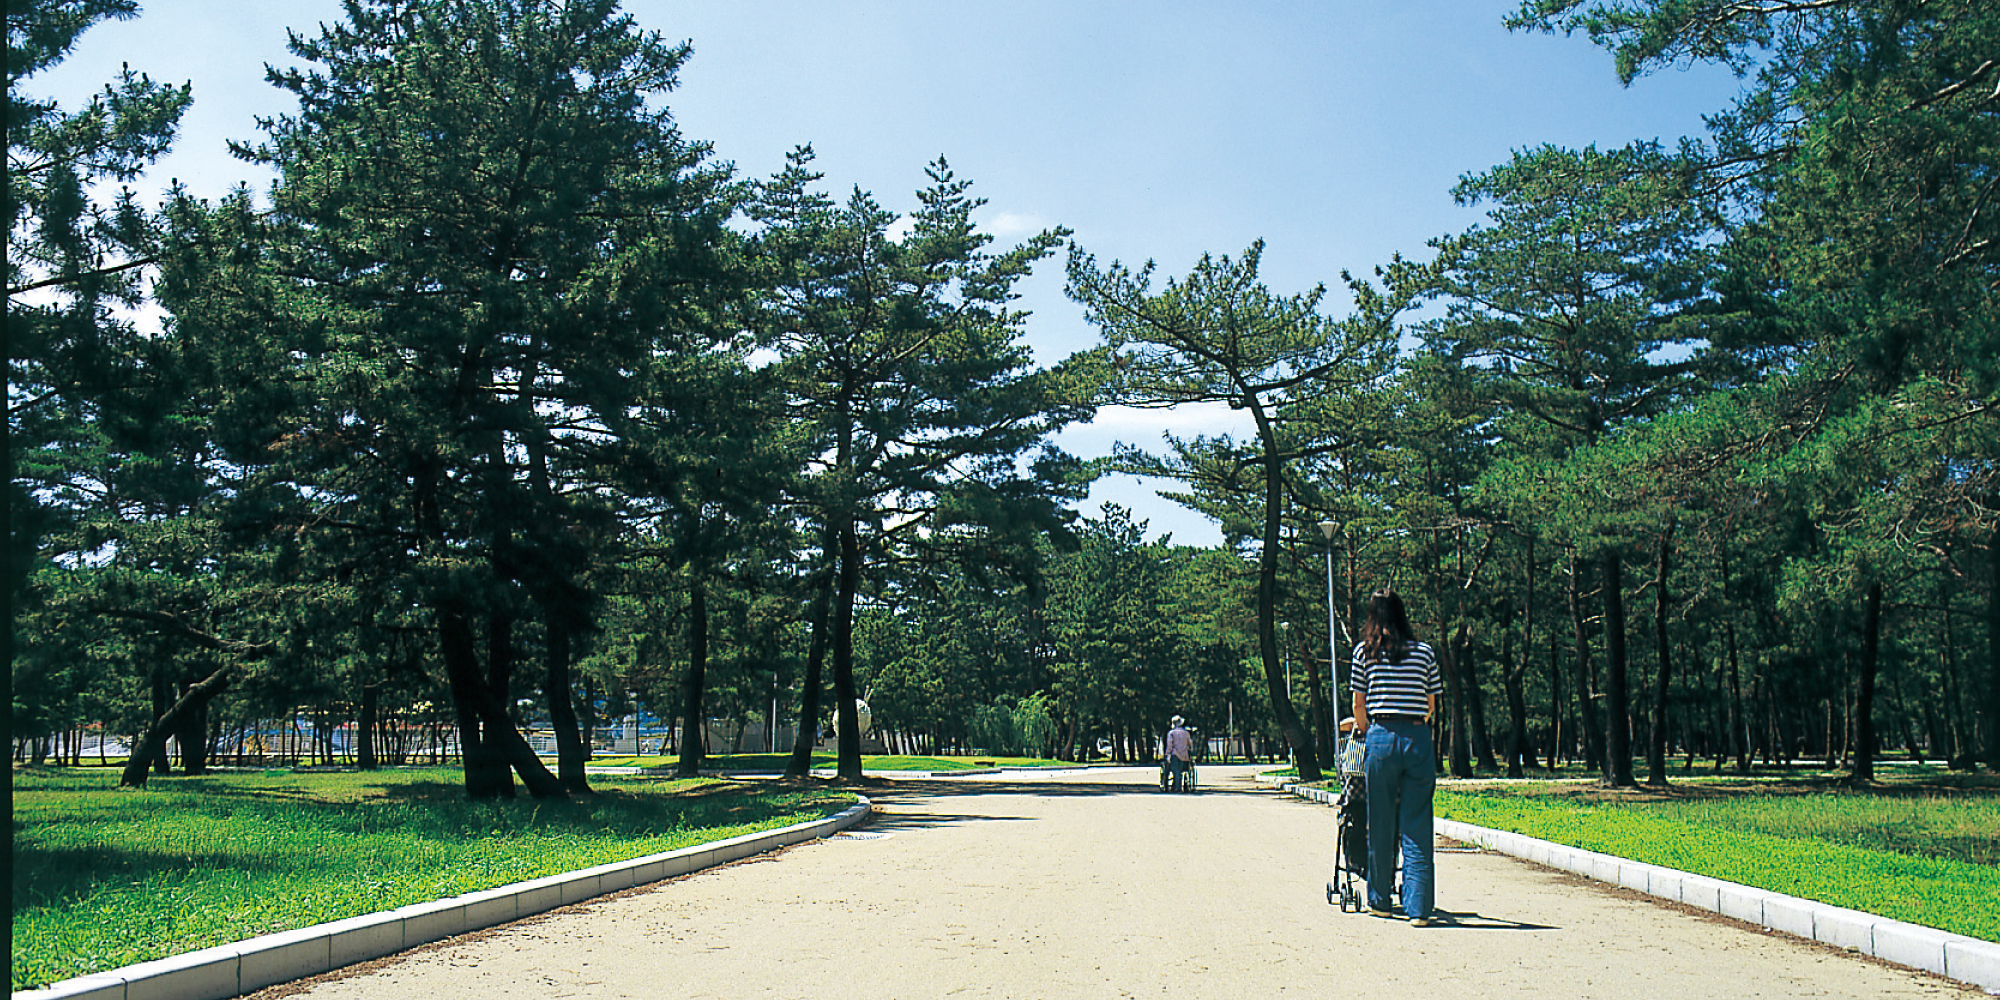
1359, 589, 1417, 664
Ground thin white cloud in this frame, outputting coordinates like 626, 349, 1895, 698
1053, 401, 1254, 460
1088, 401, 1250, 438
982, 211, 1053, 239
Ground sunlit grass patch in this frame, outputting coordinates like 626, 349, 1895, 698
1436, 782, 2000, 943
11, 766, 851, 991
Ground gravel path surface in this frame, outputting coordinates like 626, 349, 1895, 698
256, 765, 1976, 999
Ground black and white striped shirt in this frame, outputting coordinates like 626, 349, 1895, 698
1352, 640, 1441, 719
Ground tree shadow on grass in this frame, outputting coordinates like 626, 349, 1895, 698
12, 843, 297, 914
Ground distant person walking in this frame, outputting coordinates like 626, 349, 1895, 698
1350, 589, 1442, 925
1163, 716, 1193, 791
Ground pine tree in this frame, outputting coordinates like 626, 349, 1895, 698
1424, 141, 1723, 786
1066, 241, 1400, 782
6, 0, 217, 781
228, 0, 738, 797
751, 147, 1097, 781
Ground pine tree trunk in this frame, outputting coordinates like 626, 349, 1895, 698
1503, 668, 1531, 779
441, 608, 565, 798
442, 609, 509, 798
1569, 556, 1604, 772
833, 518, 865, 781
546, 614, 591, 793
1602, 550, 1635, 787
1726, 620, 1749, 772
1719, 537, 1750, 772
175, 680, 212, 775
1443, 630, 1473, 778
580, 673, 598, 758
1303, 637, 1336, 770
1647, 525, 1675, 787
1942, 598, 1971, 766
358, 683, 380, 771
786, 550, 835, 778
148, 672, 172, 774
120, 664, 232, 788
1987, 531, 2000, 770
1850, 580, 1882, 783
677, 580, 710, 778
1507, 534, 1537, 778
1549, 632, 1565, 767
1462, 620, 1496, 771
1253, 439, 1317, 781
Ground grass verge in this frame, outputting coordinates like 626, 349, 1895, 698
1432, 773, 1999, 944
11, 766, 852, 991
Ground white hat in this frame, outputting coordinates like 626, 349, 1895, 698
1171, 715, 1183, 726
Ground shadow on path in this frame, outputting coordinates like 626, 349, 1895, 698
1426, 908, 1558, 931
1346, 908, 1556, 932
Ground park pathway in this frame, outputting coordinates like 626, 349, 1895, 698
254, 766, 1974, 999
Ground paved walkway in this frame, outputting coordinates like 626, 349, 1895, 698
254, 766, 1976, 999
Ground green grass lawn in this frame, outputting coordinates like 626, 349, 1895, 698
10, 766, 853, 992
1430, 770, 2000, 944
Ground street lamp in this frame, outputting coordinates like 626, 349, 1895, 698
1278, 620, 1291, 767
1318, 519, 1344, 764
1279, 621, 1291, 694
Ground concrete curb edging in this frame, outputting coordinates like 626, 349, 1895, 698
16, 797, 872, 1000
1267, 775, 1999, 996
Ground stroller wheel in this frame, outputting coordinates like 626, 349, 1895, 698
1326, 882, 1335, 906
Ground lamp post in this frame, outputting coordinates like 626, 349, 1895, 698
626, 691, 640, 757
1278, 620, 1292, 767
1279, 621, 1291, 694
1319, 519, 1343, 764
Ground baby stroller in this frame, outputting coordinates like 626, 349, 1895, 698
1158, 757, 1197, 792
1327, 739, 1390, 911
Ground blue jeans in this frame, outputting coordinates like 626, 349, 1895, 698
1363, 720, 1435, 919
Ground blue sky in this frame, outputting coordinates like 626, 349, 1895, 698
29, 0, 1747, 547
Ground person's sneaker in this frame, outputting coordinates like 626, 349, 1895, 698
1410, 917, 1432, 928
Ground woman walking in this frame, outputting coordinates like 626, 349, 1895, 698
1350, 589, 1443, 925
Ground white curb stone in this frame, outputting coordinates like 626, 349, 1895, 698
1874, 921, 1953, 978
1718, 882, 1772, 924
397, 897, 468, 947
1677, 873, 1727, 911
119, 948, 239, 1000
1615, 860, 1653, 893
236, 925, 335, 993
21, 977, 124, 1000
1950, 938, 2000, 993
1763, 894, 1818, 939
323, 908, 405, 969
1812, 903, 1880, 952
459, 885, 521, 928
1644, 867, 1684, 901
